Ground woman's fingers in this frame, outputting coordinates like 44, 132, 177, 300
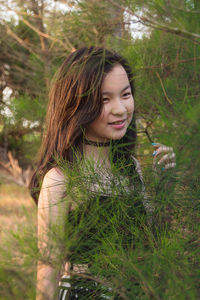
163, 162, 176, 170
157, 152, 176, 166
152, 143, 176, 172
153, 161, 176, 172
153, 144, 173, 156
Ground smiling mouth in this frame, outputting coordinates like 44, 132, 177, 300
109, 119, 126, 125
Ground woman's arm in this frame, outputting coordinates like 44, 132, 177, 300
36, 167, 67, 300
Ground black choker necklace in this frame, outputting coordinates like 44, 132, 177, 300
84, 139, 111, 147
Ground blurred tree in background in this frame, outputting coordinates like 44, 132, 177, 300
0, 0, 199, 180
0, 0, 129, 179
0, 1, 199, 298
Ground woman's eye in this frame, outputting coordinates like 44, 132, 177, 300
103, 98, 109, 103
122, 92, 131, 98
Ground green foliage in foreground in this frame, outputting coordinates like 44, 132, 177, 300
0, 1, 199, 298
0, 147, 199, 299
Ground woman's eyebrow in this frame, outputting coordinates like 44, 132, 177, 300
102, 84, 131, 95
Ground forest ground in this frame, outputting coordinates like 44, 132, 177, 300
0, 174, 36, 241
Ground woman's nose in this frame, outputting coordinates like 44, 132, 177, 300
111, 98, 126, 115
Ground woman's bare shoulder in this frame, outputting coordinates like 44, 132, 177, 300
38, 168, 66, 207
37, 168, 67, 243
42, 167, 65, 187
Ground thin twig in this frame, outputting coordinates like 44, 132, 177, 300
156, 72, 173, 104
144, 128, 154, 143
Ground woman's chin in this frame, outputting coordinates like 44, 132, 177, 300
109, 130, 127, 141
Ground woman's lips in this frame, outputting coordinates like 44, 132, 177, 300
108, 119, 126, 129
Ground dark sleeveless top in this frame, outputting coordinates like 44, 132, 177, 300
63, 157, 153, 265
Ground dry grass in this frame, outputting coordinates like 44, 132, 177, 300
0, 178, 37, 299
0, 180, 36, 240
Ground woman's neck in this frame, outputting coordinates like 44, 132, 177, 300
83, 144, 111, 169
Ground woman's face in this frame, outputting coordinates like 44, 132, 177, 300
85, 64, 134, 142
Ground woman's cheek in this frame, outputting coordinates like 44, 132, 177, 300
128, 100, 134, 122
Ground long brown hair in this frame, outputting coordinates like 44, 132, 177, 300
29, 47, 137, 203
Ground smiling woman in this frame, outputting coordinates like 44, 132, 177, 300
86, 64, 134, 142
29, 47, 176, 300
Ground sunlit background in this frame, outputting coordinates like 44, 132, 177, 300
0, 1, 199, 299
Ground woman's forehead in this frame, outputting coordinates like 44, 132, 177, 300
101, 64, 130, 93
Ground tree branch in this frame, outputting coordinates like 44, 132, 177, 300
20, 17, 75, 52
141, 57, 200, 70
108, 0, 200, 44
4, 23, 38, 57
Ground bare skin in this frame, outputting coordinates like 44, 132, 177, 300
36, 168, 66, 300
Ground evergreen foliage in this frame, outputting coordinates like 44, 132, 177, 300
0, 0, 199, 299
0, 152, 199, 299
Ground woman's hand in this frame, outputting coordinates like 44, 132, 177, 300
152, 143, 176, 173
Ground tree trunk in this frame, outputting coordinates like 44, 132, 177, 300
194, 0, 200, 9
111, 5, 124, 38
30, 0, 50, 89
